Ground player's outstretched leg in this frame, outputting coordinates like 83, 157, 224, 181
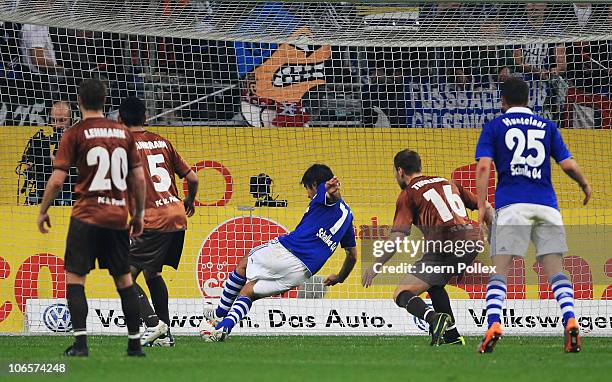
206, 295, 253, 342
395, 290, 451, 346
204, 278, 283, 342
115, 274, 146, 357
428, 286, 464, 345
478, 274, 506, 353
64, 279, 89, 357
203, 256, 248, 325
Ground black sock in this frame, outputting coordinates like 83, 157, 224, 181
117, 285, 142, 350
395, 290, 435, 325
147, 276, 170, 327
134, 282, 159, 327
67, 283, 88, 349
428, 286, 460, 339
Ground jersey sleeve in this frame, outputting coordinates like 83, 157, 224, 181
454, 182, 478, 211
340, 215, 357, 249
53, 128, 76, 172
550, 126, 572, 163
169, 142, 192, 178
391, 191, 413, 235
312, 182, 329, 205
475, 121, 495, 160
126, 132, 142, 170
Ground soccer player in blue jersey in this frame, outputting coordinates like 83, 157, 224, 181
475, 77, 592, 353
200, 164, 357, 341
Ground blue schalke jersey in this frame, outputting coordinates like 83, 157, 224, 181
278, 182, 356, 275
475, 107, 572, 210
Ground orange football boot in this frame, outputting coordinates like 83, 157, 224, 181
564, 317, 581, 353
477, 322, 503, 354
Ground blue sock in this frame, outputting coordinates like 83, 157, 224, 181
216, 270, 247, 318
485, 275, 507, 328
216, 296, 252, 334
549, 272, 575, 326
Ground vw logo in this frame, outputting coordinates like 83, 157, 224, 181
43, 303, 72, 332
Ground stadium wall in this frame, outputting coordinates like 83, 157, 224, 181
0, 127, 611, 335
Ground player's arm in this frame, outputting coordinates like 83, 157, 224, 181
363, 191, 413, 288
127, 166, 146, 236
37, 169, 67, 234
325, 176, 341, 204
172, 144, 198, 216
37, 129, 73, 233
475, 157, 492, 226
183, 170, 199, 217
324, 247, 357, 286
361, 230, 407, 288
475, 121, 495, 226
454, 180, 494, 228
559, 158, 592, 205
326, 218, 358, 286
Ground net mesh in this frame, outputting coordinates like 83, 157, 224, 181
1, 0, 611, 336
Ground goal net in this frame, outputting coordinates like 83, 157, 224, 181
1, 0, 611, 336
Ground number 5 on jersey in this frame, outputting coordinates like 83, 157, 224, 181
147, 154, 172, 192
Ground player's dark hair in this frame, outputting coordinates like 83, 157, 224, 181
500, 77, 529, 106
119, 97, 147, 127
301, 164, 334, 189
394, 149, 422, 175
78, 78, 106, 111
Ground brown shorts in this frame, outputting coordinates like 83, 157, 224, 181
129, 230, 185, 273
64, 217, 130, 277
410, 250, 478, 287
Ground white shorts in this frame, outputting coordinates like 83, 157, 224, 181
491, 203, 568, 257
246, 240, 310, 297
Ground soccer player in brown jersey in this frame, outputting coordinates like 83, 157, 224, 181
362, 149, 494, 346
118, 97, 199, 347
36, 79, 147, 357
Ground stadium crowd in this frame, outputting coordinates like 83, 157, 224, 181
1, 2, 611, 130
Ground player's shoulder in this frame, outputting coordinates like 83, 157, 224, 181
395, 188, 411, 205
338, 197, 352, 211
135, 129, 174, 146
409, 175, 449, 190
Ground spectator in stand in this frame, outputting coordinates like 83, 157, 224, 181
20, 101, 76, 205
512, 3, 566, 81
20, 24, 64, 75
561, 3, 612, 128
474, 5, 515, 89
19, 23, 78, 104
565, 3, 611, 93
361, 54, 407, 128
421, 3, 477, 88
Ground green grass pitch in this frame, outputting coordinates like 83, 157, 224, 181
1, 336, 610, 381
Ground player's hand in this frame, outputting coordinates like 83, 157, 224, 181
325, 177, 340, 195
129, 215, 144, 237
37, 212, 51, 234
478, 204, 487, 228
581, 183, 592, 205
361, 267, 378, 288
324, 274, 342, 286
184, 197, 196, 217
